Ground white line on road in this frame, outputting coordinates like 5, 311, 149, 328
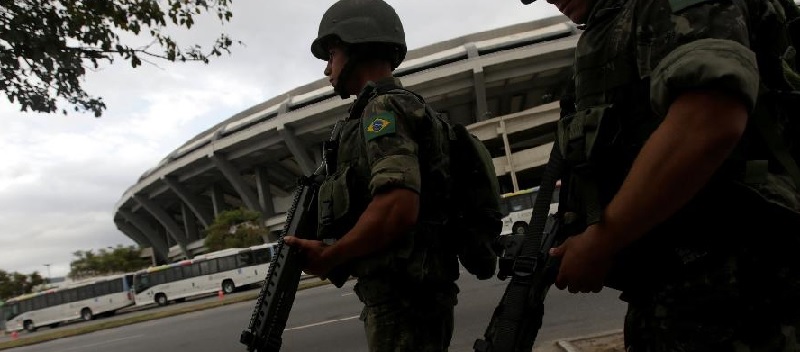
59, 335, 145, 352
285, 315, 360, 331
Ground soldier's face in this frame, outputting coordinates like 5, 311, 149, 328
547, 0, 592, 24
324, 45, 348, 90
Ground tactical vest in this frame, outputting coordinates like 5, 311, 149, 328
316, 79, 459, 285
559, 0, 657, 227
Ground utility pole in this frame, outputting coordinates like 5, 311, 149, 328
43, 264, 51, 285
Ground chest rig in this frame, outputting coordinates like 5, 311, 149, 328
558, 0, 657, 226
316, 81, 458, 282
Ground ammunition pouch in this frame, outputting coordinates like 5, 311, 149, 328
557, 104, 617, 166
318, 165, 356, 240
557, 104, 621, 224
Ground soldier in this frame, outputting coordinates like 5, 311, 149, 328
519, 0, 800, 350
283, 0, 459, 351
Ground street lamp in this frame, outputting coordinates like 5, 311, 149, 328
43, 264, 51, 285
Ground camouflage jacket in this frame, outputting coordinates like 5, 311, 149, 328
317, 76, 458, 282
559, 0, 800, 226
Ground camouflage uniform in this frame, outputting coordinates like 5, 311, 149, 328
317, 77, 460, 352
560, 0, 800, 350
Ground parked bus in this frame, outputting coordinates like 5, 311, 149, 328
131, 243, 276, 307
499, 182, 561, 235
2, 273, 135, 333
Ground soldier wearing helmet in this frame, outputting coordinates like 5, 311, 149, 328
521, 0, 800, 350
284, 1, 460, 351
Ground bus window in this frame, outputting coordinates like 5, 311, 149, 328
252, 248, 272, 264
66, 288, 78, 302
199, 261, 210, 275
219, 256, 236, 272
135, 273, 152, 293
208, 259, 220, 274
239, 252, 254, 266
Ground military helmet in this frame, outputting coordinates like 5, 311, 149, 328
311, 0, 407, 69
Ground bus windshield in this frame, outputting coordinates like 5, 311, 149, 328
2, 301, 19, 321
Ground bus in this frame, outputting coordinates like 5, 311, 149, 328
131, 243, 276, 307
499, 182, 561, 235
2, 273, 135, 333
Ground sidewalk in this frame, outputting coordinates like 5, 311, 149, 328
534, 330, 624, 352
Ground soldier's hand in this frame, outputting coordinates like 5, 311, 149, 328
548, 224, 614, 293
283, 236, 335, 276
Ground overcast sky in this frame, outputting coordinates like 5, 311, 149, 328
0, 1, 563, 279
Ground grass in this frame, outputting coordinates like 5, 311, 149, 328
0, 279, 333, 351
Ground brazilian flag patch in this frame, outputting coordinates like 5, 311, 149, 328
364, 112, 396, 141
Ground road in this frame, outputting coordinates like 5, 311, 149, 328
6, 271, 627, 352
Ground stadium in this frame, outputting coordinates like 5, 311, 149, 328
113, 15, 580, 263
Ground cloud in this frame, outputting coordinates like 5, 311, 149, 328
0, 1, 562, 279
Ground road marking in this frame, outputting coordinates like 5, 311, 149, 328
285, 315, 359, 331
60, 335, 144, 352
341, 292, 354, 297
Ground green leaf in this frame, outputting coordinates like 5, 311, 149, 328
3, 0, 238, 117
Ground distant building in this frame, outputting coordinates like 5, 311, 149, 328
114, 15, 577, 264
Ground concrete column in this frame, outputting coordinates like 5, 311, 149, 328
133, 194, 189, 259
465, 43, 489, 122
278, 124, 316, 176
210, 183, 226, 217
118, 210, 169, 263
211, 153, 263, 214
182, 203, 200, 242
162, 176, 213, 227
255, 166, 276, 218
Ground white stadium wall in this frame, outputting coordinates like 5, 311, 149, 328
113, 16, 580, 263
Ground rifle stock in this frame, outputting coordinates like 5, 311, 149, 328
474, 214, 568, 352
239, 175, 323, 352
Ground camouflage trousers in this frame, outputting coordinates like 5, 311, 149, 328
355, 278, 458, 352
621, 201, 800, 352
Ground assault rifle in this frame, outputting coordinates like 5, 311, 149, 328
240, 122, 349, 352
474, 141, 570, 352
239, 172, 350, 352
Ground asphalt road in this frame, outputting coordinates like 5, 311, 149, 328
5, 271, 627, 352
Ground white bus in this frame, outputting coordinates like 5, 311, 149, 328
131, 243, 276, 307
2, 273, 135, 333
499, 182, 561, 235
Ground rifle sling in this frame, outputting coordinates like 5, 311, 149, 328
480, 142, 566, 352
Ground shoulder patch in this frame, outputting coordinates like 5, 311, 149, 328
364, 112, 397, 141
668, 0, 715, 13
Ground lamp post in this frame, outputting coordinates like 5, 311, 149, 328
43, 264, 51, 285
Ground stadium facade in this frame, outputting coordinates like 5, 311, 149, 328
113, 15, 580, 263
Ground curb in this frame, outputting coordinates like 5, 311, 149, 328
554, 329, 624, 352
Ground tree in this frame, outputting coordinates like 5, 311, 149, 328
204, 208, 266, 252
0, 269, 44, 300
68, 245, 150, 279
1, 0, 236, 117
